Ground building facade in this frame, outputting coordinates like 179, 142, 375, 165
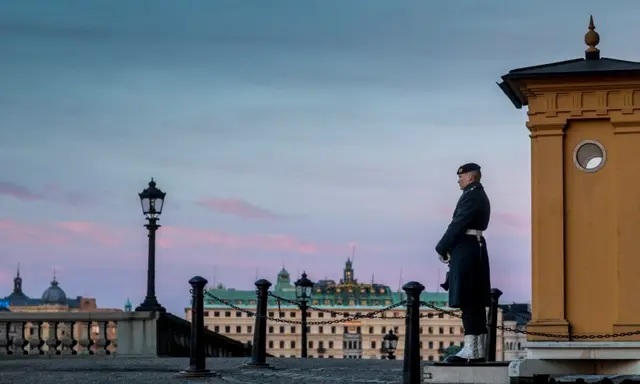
500, 303, 530, 360
186, 260, 504, 361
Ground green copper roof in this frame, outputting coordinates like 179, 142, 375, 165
201, 262, 450, 310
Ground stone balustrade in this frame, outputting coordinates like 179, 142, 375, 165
0, 311, 250, 358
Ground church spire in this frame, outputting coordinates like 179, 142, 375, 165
13, 264, 23, 294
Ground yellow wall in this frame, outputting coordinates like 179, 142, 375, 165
520, 80, 640, 341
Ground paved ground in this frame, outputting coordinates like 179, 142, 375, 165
0, 357, 407, 384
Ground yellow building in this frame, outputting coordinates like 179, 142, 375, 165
186, 260, 504, 361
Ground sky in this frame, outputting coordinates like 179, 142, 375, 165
2, 0, 640, 315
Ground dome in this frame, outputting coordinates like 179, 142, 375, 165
41, 279, 67, 305
278, 268, 290, 279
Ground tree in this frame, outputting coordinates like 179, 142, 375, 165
440, 345, 462, 360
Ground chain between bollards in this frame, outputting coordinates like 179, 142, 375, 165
177, 276, 217, 378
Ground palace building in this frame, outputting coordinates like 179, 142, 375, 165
187, 259, 505, 361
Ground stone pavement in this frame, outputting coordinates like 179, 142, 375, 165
0, 357, 406, 384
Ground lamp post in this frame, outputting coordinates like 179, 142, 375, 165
136, 178, 167, 313
294, 272, 314, 358
382, 330, 399, 360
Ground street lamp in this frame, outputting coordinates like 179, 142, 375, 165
294, 272, 314, 358
382, 330, 399, 360
136, 178, 167, 313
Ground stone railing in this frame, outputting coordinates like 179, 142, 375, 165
156, 312, 251, 357
0, 311, 250, 358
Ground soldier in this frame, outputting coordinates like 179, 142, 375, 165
435, 162, 491, 363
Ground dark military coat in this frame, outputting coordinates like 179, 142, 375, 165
435, 182, 491, 309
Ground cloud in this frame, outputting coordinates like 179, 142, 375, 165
0, 181, 96, 206
0, 218, 344, 256
0, 219, 70, 245
52, 221, 122, 247
431, 205, 530, 237
491, 211, 530, 237
195, 198, 281, 220
0, 181, 41, 201
159, 226, 325, 254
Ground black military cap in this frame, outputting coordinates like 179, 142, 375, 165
457, 163, 481, 175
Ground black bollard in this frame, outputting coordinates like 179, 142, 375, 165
246, 279, 273, 368
402, 281, 425, 384
178, 276, 217, 378
485, 288, 503, 362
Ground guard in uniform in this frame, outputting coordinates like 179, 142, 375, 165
435, 162, 491, 363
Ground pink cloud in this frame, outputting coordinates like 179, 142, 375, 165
492, 211, 530, 236
431, 205, 530, 236
53, 221, 122, 247
195, 198, 280, 220
159, 226, 321, 254
0, 219, 70, 245
0, 181, 41, 201
1, 218, 361, 261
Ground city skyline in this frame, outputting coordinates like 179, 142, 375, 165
3, 1, 640, 314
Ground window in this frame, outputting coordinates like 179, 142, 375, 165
291, 341, 296, 348
225, 326, 230, 333
371, 341, 376, 349
235, 326, 241, 333
574, 140, 606, 172
268, 341, 273, 348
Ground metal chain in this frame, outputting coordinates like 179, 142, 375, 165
267, 292, 408, 319
202, 291, 640, 340
420, 301, 640, 340
204, 291, 407, 325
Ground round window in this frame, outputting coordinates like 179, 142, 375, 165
573, 140, 606, 172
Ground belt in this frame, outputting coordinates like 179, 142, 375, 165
465, 229, 483, 237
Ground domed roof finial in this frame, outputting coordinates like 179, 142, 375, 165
584, 15, 600, 60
